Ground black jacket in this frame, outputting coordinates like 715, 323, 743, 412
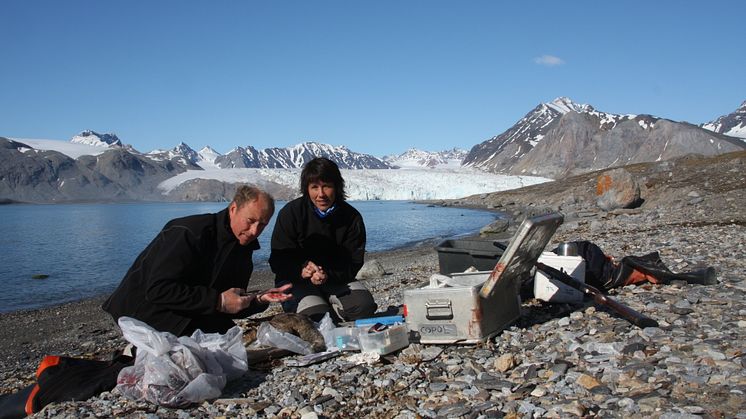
102, 208, 267, 336
269, 197, 366, 286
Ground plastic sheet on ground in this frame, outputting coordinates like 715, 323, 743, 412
253, 313, 336, 355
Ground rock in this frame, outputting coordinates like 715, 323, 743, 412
479, 219, 510, 236
356, 259, 387, 279
559, 401, 586, 417
429, 382, 447, 392
595, 168, 642, 211
494, 353, 516, 372
576, 373, 602, 390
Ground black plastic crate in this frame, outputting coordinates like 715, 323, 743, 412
435, 239, 506, 274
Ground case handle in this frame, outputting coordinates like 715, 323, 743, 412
425, 299, 454, 320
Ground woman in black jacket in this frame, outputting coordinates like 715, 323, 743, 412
269, 158, 377, 322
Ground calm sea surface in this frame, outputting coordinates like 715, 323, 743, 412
0, 201, 498, 313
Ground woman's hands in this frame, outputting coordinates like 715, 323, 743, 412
301, 260, 328, 285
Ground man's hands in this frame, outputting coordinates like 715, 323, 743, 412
218, 284, 293, 314
256, 283, 293, 303
301, 260, 327, 285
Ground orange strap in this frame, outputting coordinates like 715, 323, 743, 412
624, 269, 661, 286
25, 384, 40, 415
25, 355, 61, 414
36, 355, 61, 378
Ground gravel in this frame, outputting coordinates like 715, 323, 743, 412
1, 151, 744, 418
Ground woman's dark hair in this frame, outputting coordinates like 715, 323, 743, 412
300, 157, 347, 200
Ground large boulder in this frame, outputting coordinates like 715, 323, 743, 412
356, 259, 386, 280
595, 168, 641, 211
479, 219, 510, 237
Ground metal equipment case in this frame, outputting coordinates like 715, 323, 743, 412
404, 213, 564, 344
403, 271, 521, 344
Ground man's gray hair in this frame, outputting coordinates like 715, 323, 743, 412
232, 185, 275, 214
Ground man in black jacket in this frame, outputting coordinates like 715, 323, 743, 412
103, 185, 292, 336
269, 158, 377, 322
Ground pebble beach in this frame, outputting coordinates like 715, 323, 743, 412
1, 151, 745, 418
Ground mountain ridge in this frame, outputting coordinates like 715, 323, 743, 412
4, 98, 745, 203
463, 97, 745, 178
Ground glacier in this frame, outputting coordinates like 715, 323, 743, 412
157, 167, 551, 200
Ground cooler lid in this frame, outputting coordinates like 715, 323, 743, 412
479, 212, 564, 298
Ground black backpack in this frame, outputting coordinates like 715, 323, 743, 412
568, 240, 716, 290
0, 354, 133, 419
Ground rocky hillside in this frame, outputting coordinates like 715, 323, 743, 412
0, 136, 396, 203
0, 137, 189, 203
448, 150, 746, 228
464, 97, 746, 179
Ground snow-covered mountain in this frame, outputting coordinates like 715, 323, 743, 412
70, 130, 123, 147
214, 142, 393, 169
196, 146, 221, 169
10, 135, 392, 171
4, 133, 546, 202
383, 148, 467, 169
464, 97, 745, 178
1, 136, 189, 203
702, 100, 746, 140
146, 142, 202, 168
462, 97, 634, 173
9, 95, 745, 203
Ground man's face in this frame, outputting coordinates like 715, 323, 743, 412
229, 197, 273, 246
307, 180, 336, 211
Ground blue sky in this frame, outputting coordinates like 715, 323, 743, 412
2, 1, 744, 156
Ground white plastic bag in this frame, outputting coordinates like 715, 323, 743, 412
115, 317, 248, 408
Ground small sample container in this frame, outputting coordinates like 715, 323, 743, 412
333, 327, 361, 351
358, 324, 409, 355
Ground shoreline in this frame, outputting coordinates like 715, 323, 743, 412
0, 234, 473, 317
0, 239, 444, 388
0, 239, 442, 317
0, 200, 501, 315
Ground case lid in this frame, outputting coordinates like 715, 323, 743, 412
479, 212, 564, 298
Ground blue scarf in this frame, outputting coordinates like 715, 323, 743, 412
314, 204, 337, 219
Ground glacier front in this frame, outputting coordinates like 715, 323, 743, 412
157, 167, 551, 201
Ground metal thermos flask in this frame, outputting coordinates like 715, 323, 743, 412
556, 242, 578, 256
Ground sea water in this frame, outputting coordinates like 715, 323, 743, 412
0, 201, 499, 313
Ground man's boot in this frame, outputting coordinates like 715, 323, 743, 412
614, 253, 717, 286
669, 267, 718, 285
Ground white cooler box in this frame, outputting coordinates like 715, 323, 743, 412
403, 271, 521, 344
533, 253, 586, 303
